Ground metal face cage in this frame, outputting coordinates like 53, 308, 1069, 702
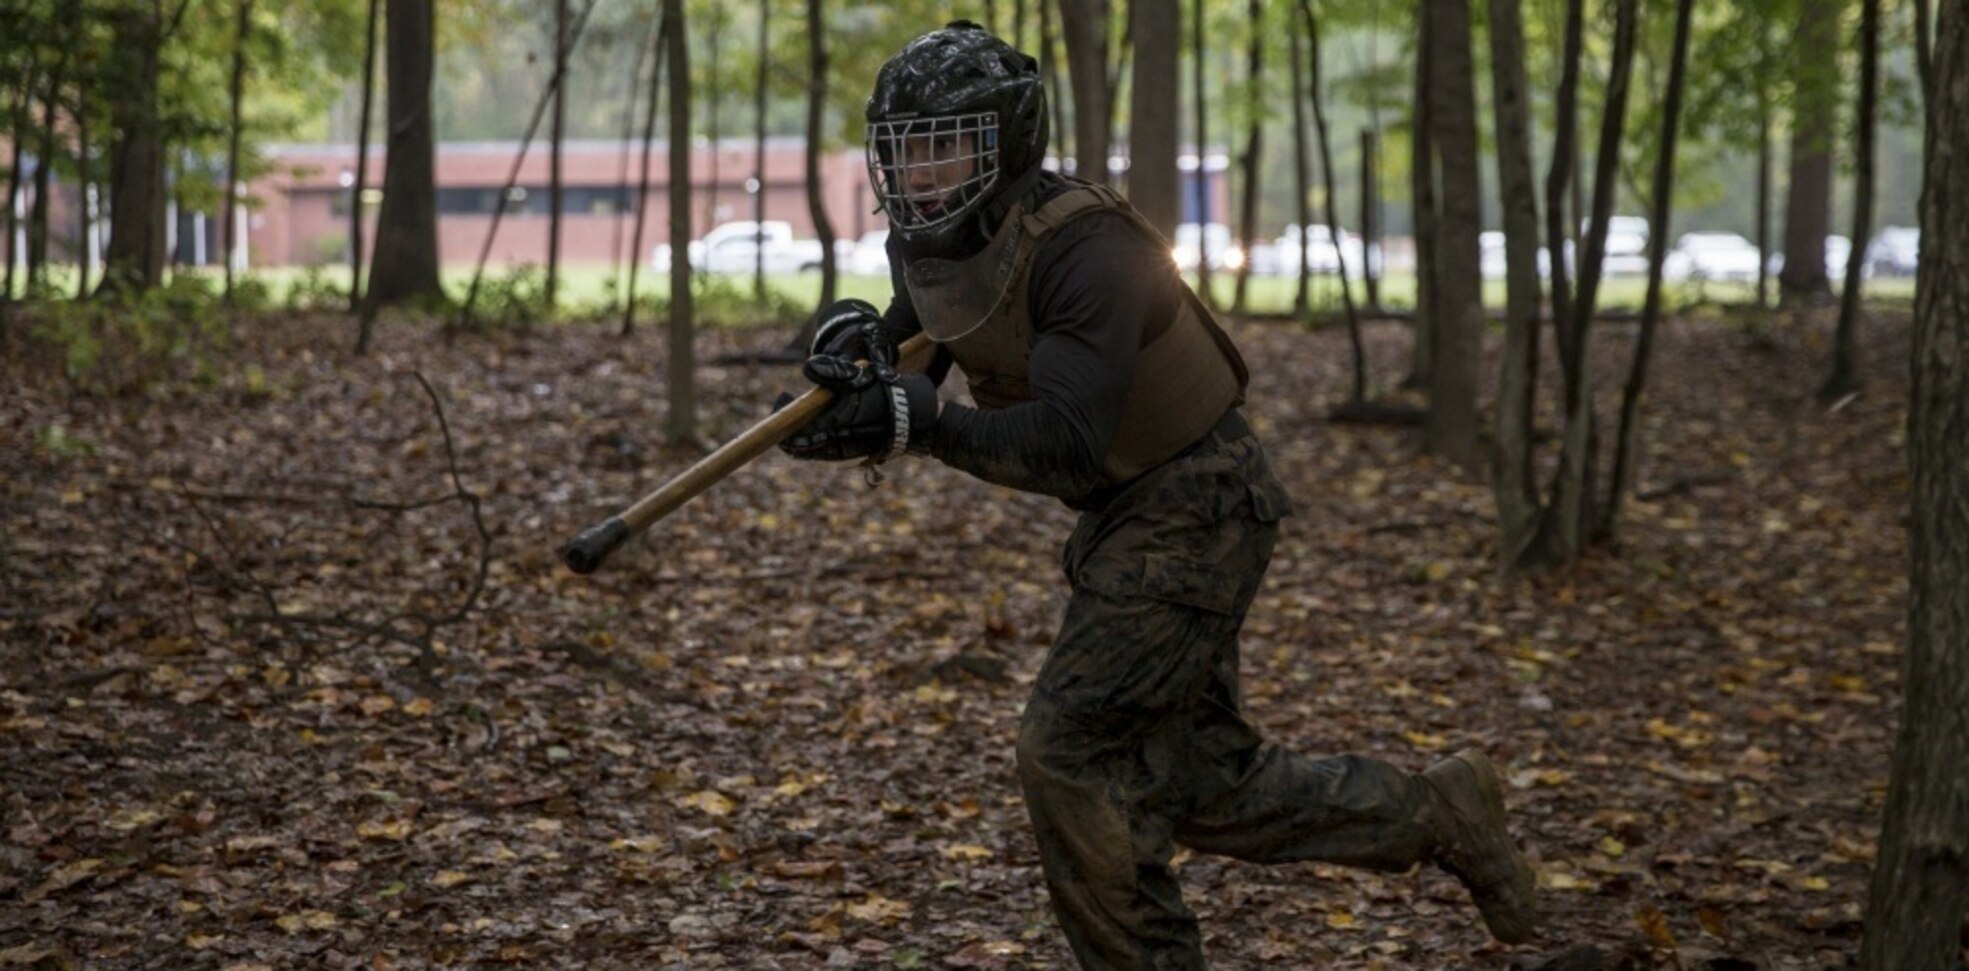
866, 112, 1001, 232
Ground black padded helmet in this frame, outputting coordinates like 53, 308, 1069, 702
865, 21, 1048, 256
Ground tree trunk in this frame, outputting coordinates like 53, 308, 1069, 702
609, 10, 653, 279
362, 0, 442, 327
1755, 95, 1771, 309
754, 0, 770, 301
75, 105, 93, 300
621, 10, 666, 337
1126, 0, 1179, 238
1039, 0, 1070, 172
1858, 9, 1969, 967
223, 0, 253, 303
1912, 0, 1933, 113
703, 10, 723, 228
1229, 0, 1263, 316
1422, 0, 1482, 474
1189, 0, 1214, 308
1406, 2, 1437, 389
350, 0, 380, 314
1819, 0, 1877, 403
1486, 0, 1544, 569
99, 5, 166, 297
4, 84, 24, 301
1302, 0, 1360, 400
1287, 17, 1310, 319
30, 44, 71, 290
1544, 0, 1637, 563
1059, 0, 1112, 182
1605, 0, 1694, 535
1360, 128, 1380, 311
547, 0, 568, 311
1545, 0, 1583, 377
802, 0, 837, 327
1779, 0, 1838, 304
665, 0, 696, 444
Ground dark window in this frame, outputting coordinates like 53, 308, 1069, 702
433, 186, 633, 216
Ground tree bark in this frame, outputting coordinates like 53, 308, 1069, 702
621, 9, 666, 337
1912, 0, 1933, 113
1189, 0, 1214, 308
665, 0, 696, 443
1605, 0, 1694, 535
1779, 0, 1838, 304
754, 0, 770, 301
1820, 0, 1877, 403
1544, 0, 1583, 379
1406, 1, 1437, 389
1229, 0, 1263, 316
1059, 0, 1112, 183
548, 0, 568, 311
4, 81, 25, 301
802, 0, 838, 324
1858, 8, 1969, 967
1755, 94, 1771, 309
1126, 0, 1179, 239
350, 0, 380, 314
1287, 17, 1311, 319
1302, 0, 1360, 400
223, 0, 253, 303
1360, 128, 1380, 311
98, 4, 166, 297
1039, 0, 1070, 172
75, 102, 93, 300
362, 0, 442, 328
1422, 0, 1482, 474
1544, 0, 1637, 563
30, 41, 71, 290
1486, 0, 1544, 569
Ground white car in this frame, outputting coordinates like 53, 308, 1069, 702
652, 220, 829, 276
1173, 224, 1243, 272
847, 230, 891, 278
1273, 224, 1367, 277
1866, 227, 1918, 278
1664, 232, 1762, 284
1599, 215, 1651, 277
1478, 230, 1555, 280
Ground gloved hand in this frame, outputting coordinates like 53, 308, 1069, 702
779, 357, 939, 463
809, 298, 895, 367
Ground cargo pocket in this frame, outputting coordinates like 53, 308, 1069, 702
1247, 478, 1293, 523
1141, 553, 1239, 615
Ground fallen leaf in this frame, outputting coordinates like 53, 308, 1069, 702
274, 910, 338, 933
941, 844, 994, 861
679, 790, 736, 816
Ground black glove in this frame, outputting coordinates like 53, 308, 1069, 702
779, 358, 939, 463
809, 298, 895, 367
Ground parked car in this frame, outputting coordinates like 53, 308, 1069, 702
1663, 231, 1762, 284
1272, 223, 1366, 277
1866, 226, 1919, 278
847, 230, 891, 278
1599, 215, 1651, 276
1478, 230, 1555, 280
1766, 234, 1861, 283
1173, 223, 1243, 272
651, 220, 829, 275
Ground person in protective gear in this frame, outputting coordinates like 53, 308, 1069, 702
782, 21, 1539, 969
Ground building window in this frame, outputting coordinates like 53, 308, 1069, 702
432, 186, 633, 216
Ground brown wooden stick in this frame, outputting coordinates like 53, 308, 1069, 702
563, 332, 934, 574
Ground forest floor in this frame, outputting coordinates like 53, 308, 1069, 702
0, 303, 1914, 970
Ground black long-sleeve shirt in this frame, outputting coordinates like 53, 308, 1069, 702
878, 178, 1185, 507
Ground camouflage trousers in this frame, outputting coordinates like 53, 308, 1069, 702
1018, 414, 1436, 971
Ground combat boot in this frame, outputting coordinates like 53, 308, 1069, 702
1422, 749, 1538, 945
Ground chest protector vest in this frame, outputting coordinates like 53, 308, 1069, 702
902, 182, 1249, 485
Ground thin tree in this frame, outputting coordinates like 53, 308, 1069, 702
29, 26, 73, 289
1778, 0, 1839, 305
1486, 0, 1543, 567
753, 0, 770, 301
621, 10, 667, 337
802, 0, 838, 324
664, 0, 696, 443
223, 0, 254, 303
1857, 10, 1967, 967
361, 0, 443, 341
703, 9, 724, 228
74, 80, 93, 299
1406, 1, 1436, 388
1755, 88, 1771, 309
1286, 15, 1311, 319
1819, 0, 1878, 403
1604, 0, 1695, 533
1302, 0, 1360, 402
1058, 0, 1113, 184
349, 0, 380, 313
1544, 0, 1583, 376
547, 0, 568, 311
1127, 0, 1179, 238
1229, 0, 1264, 316
4, 72, 27, 301
1911, 0, 1933, 112
609, 7, 656, 289
1038, 0, 1069, 172
1189, 0, 1213, 308
1422, 0, 1481, 474
1359, 128, 1380, 311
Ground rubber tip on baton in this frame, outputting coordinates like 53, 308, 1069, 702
562, 518, 630, 575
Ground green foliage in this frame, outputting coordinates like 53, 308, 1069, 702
34, 423, 97, 458
25, 279, 233, 396
283, 265, 348, 312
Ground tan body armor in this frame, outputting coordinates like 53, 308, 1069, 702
902, 182, 1250, 484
